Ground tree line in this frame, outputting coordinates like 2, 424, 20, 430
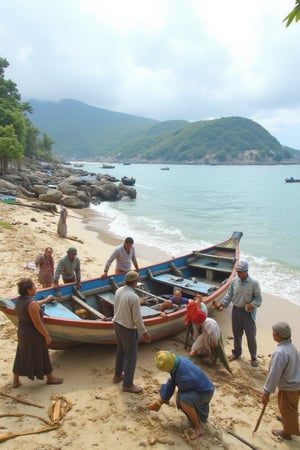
0, 56, 55, 174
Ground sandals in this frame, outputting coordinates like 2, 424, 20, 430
122, 384, 143, 394
228, 354, 239, 361
113, 374, 124, 384
271, 428, 292, 440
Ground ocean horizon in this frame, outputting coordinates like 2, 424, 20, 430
77, 162, 300, 307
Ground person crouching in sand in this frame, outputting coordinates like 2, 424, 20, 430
147, 350, 214, 439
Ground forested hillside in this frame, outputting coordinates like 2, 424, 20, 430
29, 99, 157, 160
29, 99, 300, 164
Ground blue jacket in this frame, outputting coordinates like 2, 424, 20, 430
159, 356, 214, 403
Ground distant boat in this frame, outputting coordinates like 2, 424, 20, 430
101, 164, 115, 169
0, 231, 242, 348
161, 166, 170, 170
123, 162, 131, 165
73, 163, 84, 168
121, 176, 136, 186
285, 177, 300, 183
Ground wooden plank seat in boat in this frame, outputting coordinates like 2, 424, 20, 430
152, 273, 214, 295
140, 305, 161, 318
72, 295, 107, 320
98, 291, 160, 318
187, 253, 233, 273
43, 301, 80, 320
97, 292, 115, 305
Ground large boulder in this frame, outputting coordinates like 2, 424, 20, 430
89, 182, 119, 201
57, 182, 79, 196
62, 195, 88, 208
119, 184, 137, 199
63, 176, 85, 186
0, 179, 18, 196
32, 184, 48, 196
39, 189, 63, 203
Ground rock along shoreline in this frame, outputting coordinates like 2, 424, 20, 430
0, 162, 137, 209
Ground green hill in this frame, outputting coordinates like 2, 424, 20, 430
28, 99, 157, 160
28, 99, 300, 164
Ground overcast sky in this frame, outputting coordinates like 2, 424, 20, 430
1, 0, 300, 148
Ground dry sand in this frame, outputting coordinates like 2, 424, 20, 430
0, 199, 299, 449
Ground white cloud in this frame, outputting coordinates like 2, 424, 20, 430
1, 0, 300, 148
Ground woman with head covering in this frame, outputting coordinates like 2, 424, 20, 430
189, 317, 221, 362
57, 204, 68, 238
35, 247, 54, 288
147, 350, 214, 440
262, 322, 300, 440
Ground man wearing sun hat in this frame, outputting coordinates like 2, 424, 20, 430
262, 322, 300, 441
53, 247, 81, 289
113, 271, 151, 394
147, 350, 214, 440
215, 259, 262, 367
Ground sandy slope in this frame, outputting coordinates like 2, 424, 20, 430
0, 199, 299, 449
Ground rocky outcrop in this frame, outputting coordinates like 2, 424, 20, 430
0, 163, 137, 209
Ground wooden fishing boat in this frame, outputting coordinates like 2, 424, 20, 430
285, 177, 300, 183
121, 176, 136, 186
101, 163, 115, 169
0, 231, 242, 349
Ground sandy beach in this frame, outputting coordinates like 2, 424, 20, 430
0, 199, 299, 449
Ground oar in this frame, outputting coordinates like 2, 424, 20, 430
253, 404, 267, 433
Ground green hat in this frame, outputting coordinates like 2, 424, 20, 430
125, 271, 139, 282
67, 247, 77, 254
155, 351, 177, 372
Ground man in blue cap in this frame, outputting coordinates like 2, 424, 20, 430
215, 259, 262, 367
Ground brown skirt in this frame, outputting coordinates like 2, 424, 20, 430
13, 329, 53, 380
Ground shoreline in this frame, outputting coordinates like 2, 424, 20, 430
1, 198, 299, 345
0, 199, 299, 449
79, 205, 300, 347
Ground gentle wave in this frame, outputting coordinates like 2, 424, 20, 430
90, 202, 300, 306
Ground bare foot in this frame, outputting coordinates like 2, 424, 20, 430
13, 382, 22, 388
190, 427, 203, 440
47, 377, 64, 385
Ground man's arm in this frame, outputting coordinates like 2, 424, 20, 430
103, 248, 119, 273
251, 280, 262, 308
54, 258, 63, 285
75, 258, 81, 282
131, 248, 139, 271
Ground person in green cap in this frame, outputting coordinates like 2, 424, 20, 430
147, 350, 214, 439
53, 247, 81, 289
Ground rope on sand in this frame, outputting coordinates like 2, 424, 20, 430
0, 412, 59, 443
0, 394, 72, 443
0, 391, 43, 408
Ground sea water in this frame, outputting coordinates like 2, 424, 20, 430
79, 163, 300, 306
